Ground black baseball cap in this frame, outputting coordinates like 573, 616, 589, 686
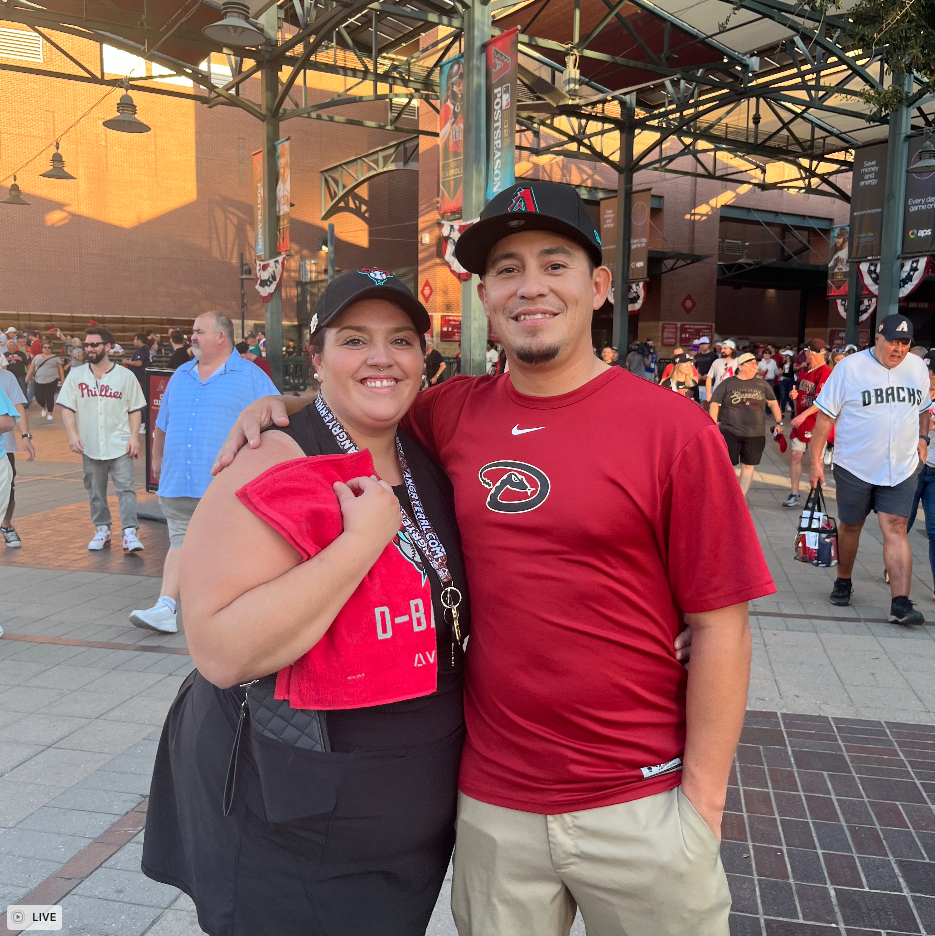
877, 313, 914, 341
454, 180, 603, 275
310, 269, 431, 336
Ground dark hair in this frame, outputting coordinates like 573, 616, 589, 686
135, 333, 148, 343
235, 341, 250, 354
86, 327, 115, 346
169, 330, 184, 345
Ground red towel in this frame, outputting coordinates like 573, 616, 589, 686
236, 451, 437, 709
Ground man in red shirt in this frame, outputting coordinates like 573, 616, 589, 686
783, 338, 831, 508
217, 182, 775, 935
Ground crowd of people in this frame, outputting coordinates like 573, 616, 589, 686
0, 178, 931, 936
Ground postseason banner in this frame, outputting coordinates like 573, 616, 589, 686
253, 149, 264, 258
485, 28, 518, 202
438, 56, 464, 217
276, 137, 291, 255
849, 143, 887, 260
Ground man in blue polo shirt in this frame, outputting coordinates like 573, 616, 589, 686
130, 312, 278, 633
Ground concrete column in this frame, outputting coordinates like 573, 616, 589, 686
262, 15, 284, 389
876, 71, 912, 326
459, 0, 491, 376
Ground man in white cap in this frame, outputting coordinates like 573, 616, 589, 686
694, 337, 717, 405
810, 314, 930, 625
705, 339, 738, 401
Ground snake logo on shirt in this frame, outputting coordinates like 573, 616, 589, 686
478, 460, 550, 514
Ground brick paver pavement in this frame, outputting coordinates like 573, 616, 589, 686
1, 418, 933, 935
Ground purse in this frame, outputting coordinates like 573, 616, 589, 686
223, 675, 330, 817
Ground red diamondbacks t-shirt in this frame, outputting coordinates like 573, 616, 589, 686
403, 367, 776, 814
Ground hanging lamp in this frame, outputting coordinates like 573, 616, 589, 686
2, 176, 28, 205
203, 2, 267, 47
103, 79, 151, 134
40, 141, 76, 180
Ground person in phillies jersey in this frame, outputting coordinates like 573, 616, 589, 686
782, 338, 832, 508
217, 181, 775, 936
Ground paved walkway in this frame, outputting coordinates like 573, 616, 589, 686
1, 418, 933, 935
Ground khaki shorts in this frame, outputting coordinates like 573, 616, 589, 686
790, 437, 808, 453
452, 787, 731, 936
158, 495, 200, 549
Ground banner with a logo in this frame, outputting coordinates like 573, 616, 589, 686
628, 190, 651, 281
256, 255, 285, 302
276, 138, 290, 255
859, 256, 931, 299
827, 225, 849, 297
485, 28, 517, 202
145, 369, 174, 493
439, 56, 464, 217
904, 135, 935, 257
849, 143, 887, 260
253, 149, 264, 258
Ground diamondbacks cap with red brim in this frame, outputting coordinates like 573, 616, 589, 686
454, 181, 604, 275
310, 269, 431, 336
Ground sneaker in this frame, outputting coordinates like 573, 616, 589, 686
1, 526, 21, 548
889, 596, 924, 626
782, 493, 802, 508
823, 445, 833, 466
88, 526, 111, 550
830, 579, 852, 606
123, 528, 144, 553
46, 414, 53, 421
130, 601, 178, 634
39, 408, 47, 418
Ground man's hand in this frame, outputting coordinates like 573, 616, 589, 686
674, 626, 692, 665
791, 413, 806, 429
153, 458, 161, 481
809, 458, 825, 488
21, 438, 36, 461
919, 439, 928, 464
67, 433, 84, 455
789, 387, 798, 401
212, 395, 292, 475
127, 436, 141, 458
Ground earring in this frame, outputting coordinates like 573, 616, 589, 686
313, 372, 319, 379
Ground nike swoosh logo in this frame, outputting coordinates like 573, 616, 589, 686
512, 425, 544, 435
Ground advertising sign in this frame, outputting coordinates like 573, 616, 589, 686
485, 28, 518, 201
252, 149, 264, 258
440, 314, 461, 343
827, 224, 849, 297
849, 143, 887, 260
438, 56, 464, 217
145, 370, 174, 493
904, 135, 935, 257
678, 323, 715, 347
662, 323, 678, 346
275, 138, 290, 255
629, 190, 652, 281
595, 192, 652, 280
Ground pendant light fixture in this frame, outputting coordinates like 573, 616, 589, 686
2, 176, 28, 205
907, 134, 935, 177
40, 141, 76, 180
103, 78, 151, 134
203, 2, 267, 47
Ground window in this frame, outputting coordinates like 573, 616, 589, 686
0, 27, 42, 63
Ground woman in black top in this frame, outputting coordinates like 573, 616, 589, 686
142, 273, 469, 936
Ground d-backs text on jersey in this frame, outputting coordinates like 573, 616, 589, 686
860, 386, 926, 408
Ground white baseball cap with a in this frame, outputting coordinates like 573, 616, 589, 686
722, 339, 737, 350
699, 336, 711, 344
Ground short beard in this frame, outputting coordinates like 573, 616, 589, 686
88, 350, 107, 365
513, 343, 561, 365
191, 344, 202, 358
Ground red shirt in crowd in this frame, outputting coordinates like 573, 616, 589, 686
30, 338, 42, 356
404, 368, 775, 814
791, 364, 832, 442
252, 356, 273, 378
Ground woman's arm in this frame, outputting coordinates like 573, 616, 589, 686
25, 361, 36, 383
182, 431, 403, 688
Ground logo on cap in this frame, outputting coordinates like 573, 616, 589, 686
897, 320, 909, 332
360, 268, 392, 285
508, 187, 538, 214
491, 47, 511, 80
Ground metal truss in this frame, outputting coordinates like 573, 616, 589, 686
320, 134, 418, 219
0, 0, 932, 201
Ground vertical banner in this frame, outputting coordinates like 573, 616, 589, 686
849, 143, 887, 260
253, 149, 265, 258
628, 190, 652, 281
145, 369, 174, 493
904, 135, 935, 257
276, 138, 291, 255
438, 56, 464, 217
485, 28, 518, 202
827, 225, 849, 297
600, 197, 617, 272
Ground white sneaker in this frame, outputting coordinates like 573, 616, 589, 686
88, 526, 111, 550
123, 528, 144, 553
130, 601, 177, 634
40, 408, 47, 418
47, 414, 53, 421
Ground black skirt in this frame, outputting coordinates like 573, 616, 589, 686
142, 671, 464, 936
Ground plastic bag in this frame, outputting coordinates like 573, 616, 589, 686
794, 481, 838, 567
